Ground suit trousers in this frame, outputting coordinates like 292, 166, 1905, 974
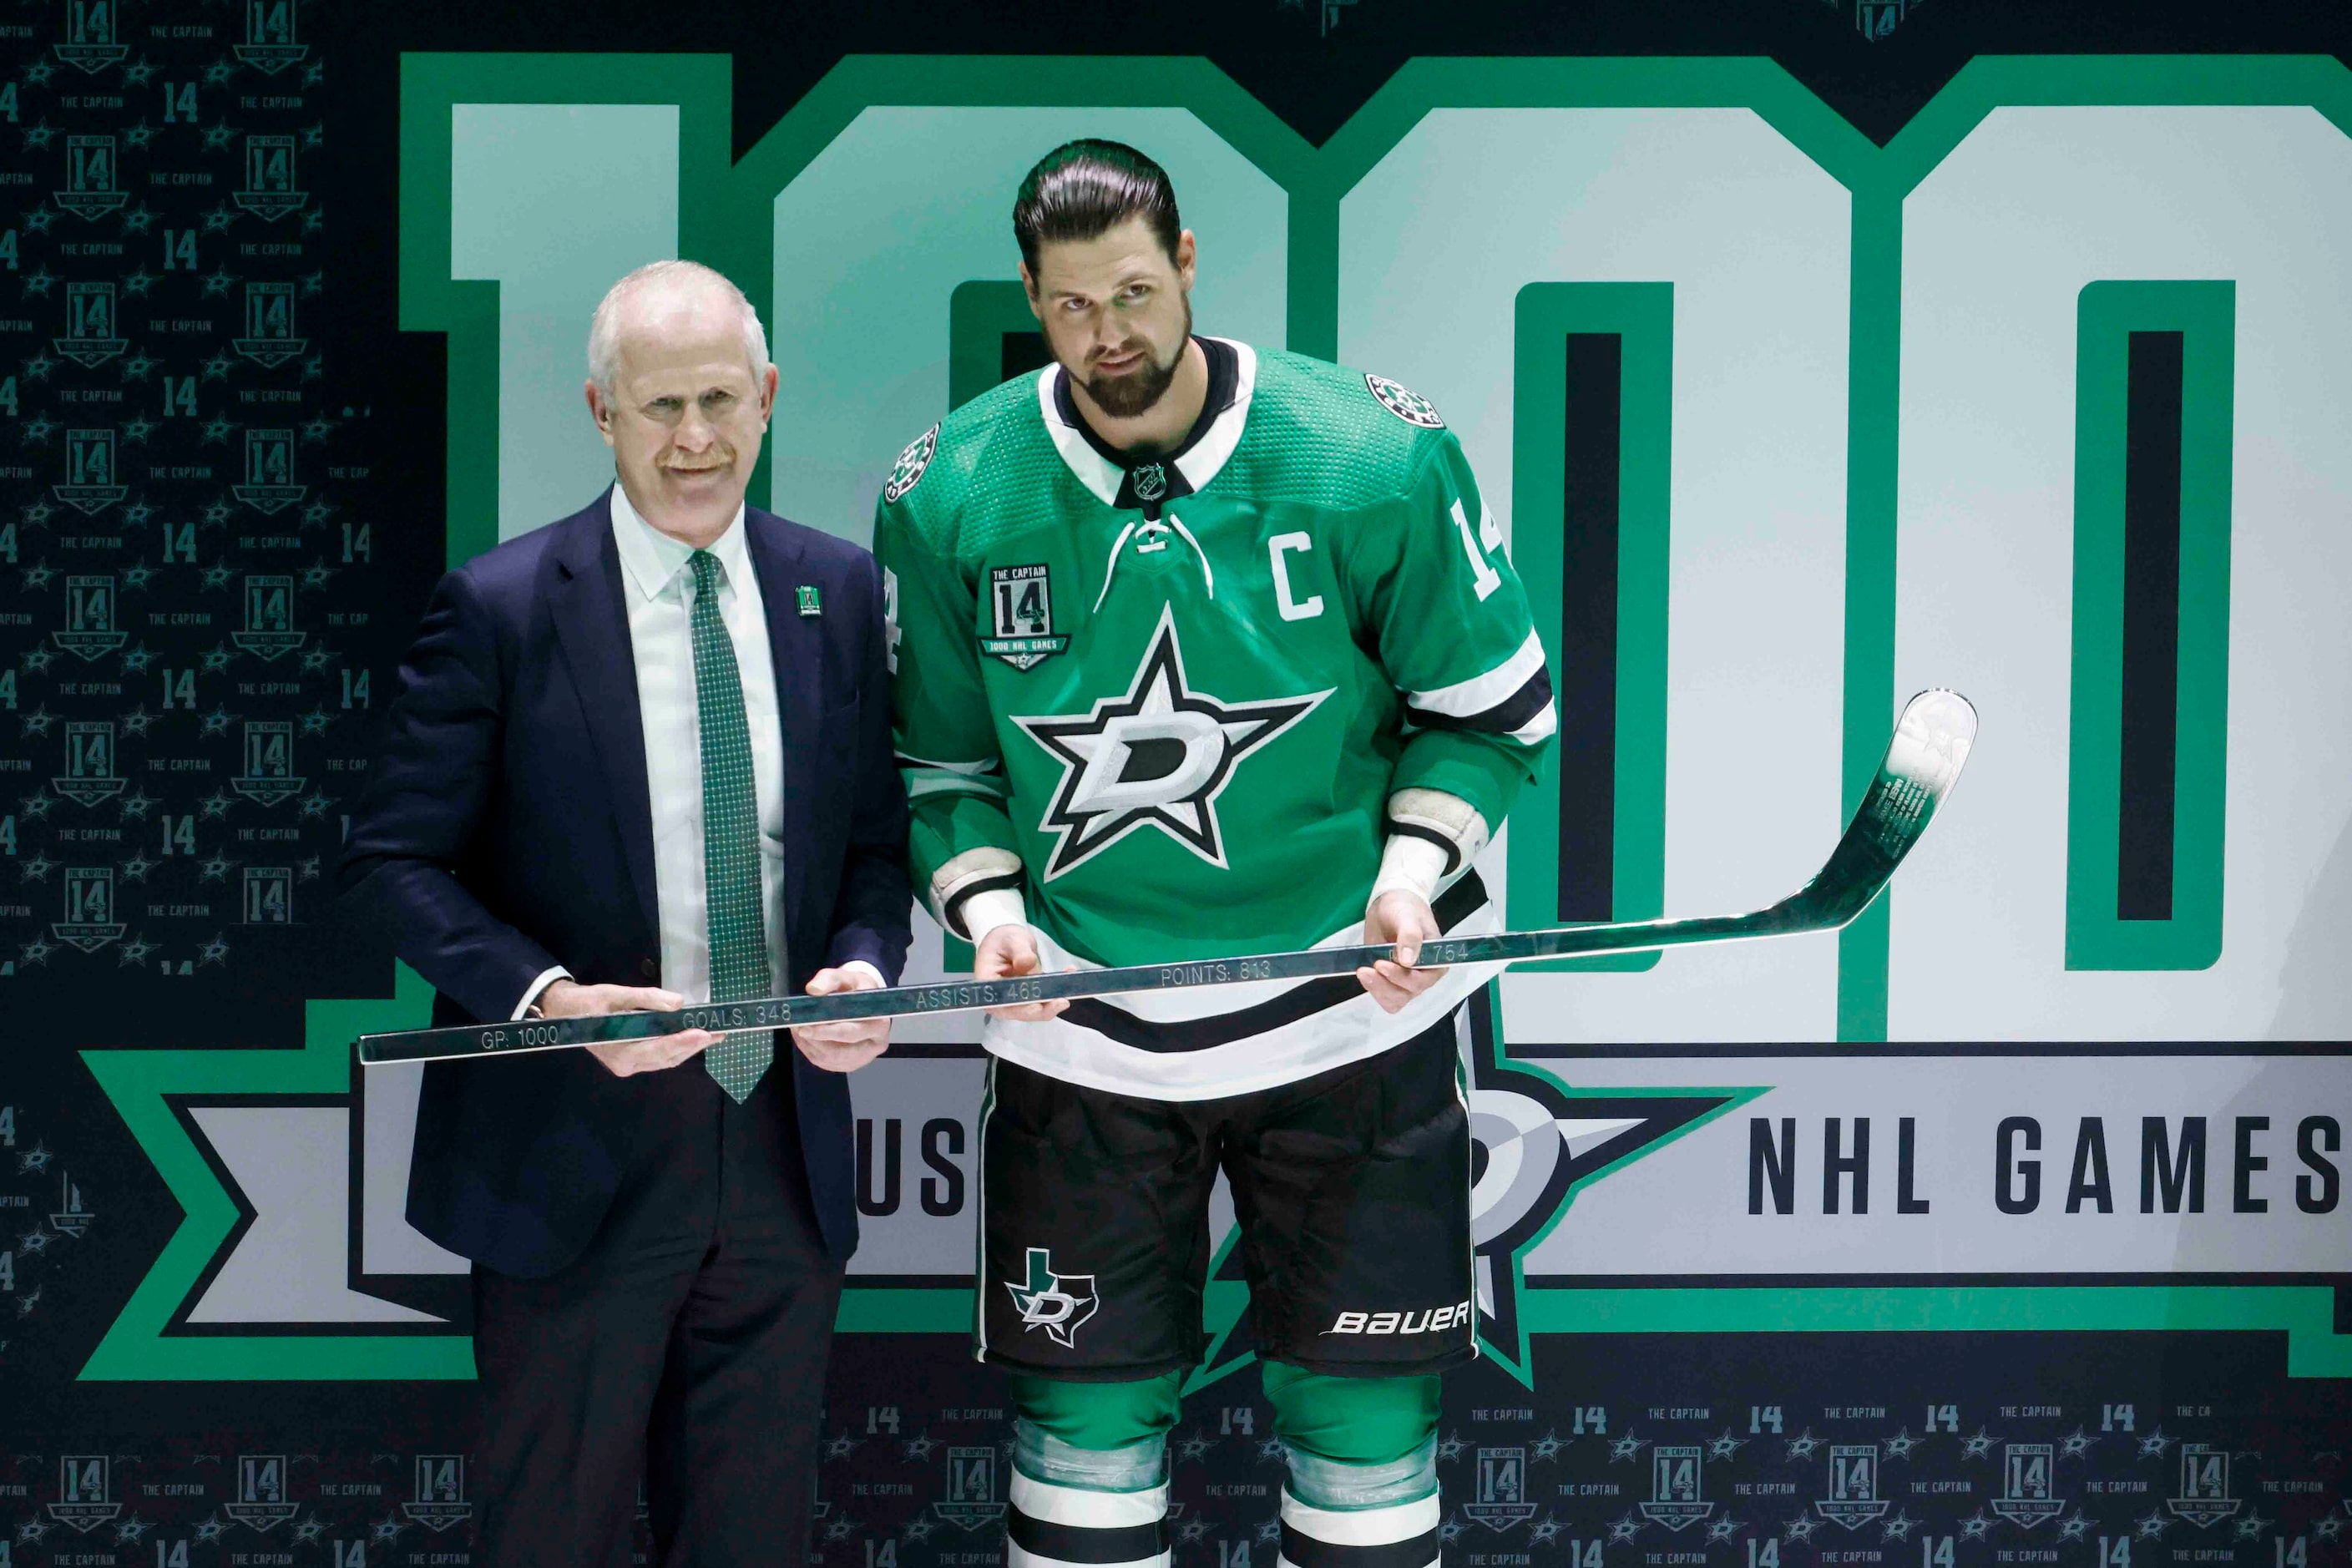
469, 1050, 842, 1567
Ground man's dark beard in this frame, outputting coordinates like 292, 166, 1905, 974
1081, 299, 1192, 419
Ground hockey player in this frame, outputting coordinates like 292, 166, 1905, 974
874, 140, 1555, 1568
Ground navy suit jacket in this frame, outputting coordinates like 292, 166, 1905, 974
339, 491, 912, 1277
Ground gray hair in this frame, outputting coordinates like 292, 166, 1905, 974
586, 259, 771, 396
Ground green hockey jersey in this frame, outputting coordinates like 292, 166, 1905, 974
875, 338, 1555, 1098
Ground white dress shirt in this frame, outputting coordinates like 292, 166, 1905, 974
517, 484, 875, 1019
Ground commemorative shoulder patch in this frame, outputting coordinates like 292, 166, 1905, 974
883, 423, 939, 504
979, 563, 1067, 670
1364, 372, 1445, 430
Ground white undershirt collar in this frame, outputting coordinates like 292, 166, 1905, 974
609, 482, 751, 604
1038, 336, 1258, 507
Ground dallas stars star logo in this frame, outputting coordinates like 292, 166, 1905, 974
1013, 607, 1329, 880
1188, 991, 1753, 1391
1005, 1246, 1100, 1348
1456, 994, 1755, 1384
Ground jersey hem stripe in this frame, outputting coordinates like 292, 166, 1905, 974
1052, 872, 1486, 1055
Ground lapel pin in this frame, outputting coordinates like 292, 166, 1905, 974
796, 584, 822, 617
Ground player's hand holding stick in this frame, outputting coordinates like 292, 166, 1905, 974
976, 893, 1447, 1019
1359, 891, 1446, 1013
974, 923, 1072, 1021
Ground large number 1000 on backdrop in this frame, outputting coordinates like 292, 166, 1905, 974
4, 5, 2351, 1563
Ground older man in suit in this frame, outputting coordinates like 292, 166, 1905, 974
341, 259, 910, 1566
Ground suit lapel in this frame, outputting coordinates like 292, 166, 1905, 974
745, 511, 817, 943
549, 493, 660, 948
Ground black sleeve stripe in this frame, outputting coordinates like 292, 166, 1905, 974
1383, 817, 1463, 878
1408, 665, 1552, 738
941, 871, 1025, 941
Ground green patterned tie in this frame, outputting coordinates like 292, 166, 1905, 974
688, 549, 774, 1102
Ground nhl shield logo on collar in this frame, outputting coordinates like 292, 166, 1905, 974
796, 584, 822, 617
1131, 462, 1169, 503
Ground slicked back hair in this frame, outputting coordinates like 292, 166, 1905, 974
1013, 139, 1183, 276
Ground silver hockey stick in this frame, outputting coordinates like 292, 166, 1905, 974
356, 690, 1975, 1067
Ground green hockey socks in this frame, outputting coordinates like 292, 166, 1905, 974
1004, 1366, 1441, 1568
1263, 1363, 1442, 1568
1008, 1372, 1181, 1568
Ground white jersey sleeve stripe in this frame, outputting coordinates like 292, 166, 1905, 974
908, 773, 1009, 802
1509, 696, 1559, 745
1404, 630, 1547, 718
894, 751, 1003, 776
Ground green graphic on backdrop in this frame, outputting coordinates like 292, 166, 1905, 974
81, 965, 474, 1380
1506, 282, 1672, 971
2065, 281, 2236, 971
448, 100, 681, 544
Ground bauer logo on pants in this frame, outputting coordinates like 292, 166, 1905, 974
1004, 1246, 1098, 1348
1324, 1301, 1472, 1334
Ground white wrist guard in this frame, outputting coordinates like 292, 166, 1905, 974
1368, 788, 1490, 908
930, 847, 1028, 943
956, 888, 1030, 948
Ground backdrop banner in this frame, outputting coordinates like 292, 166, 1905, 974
7, 1, 2352, 1563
